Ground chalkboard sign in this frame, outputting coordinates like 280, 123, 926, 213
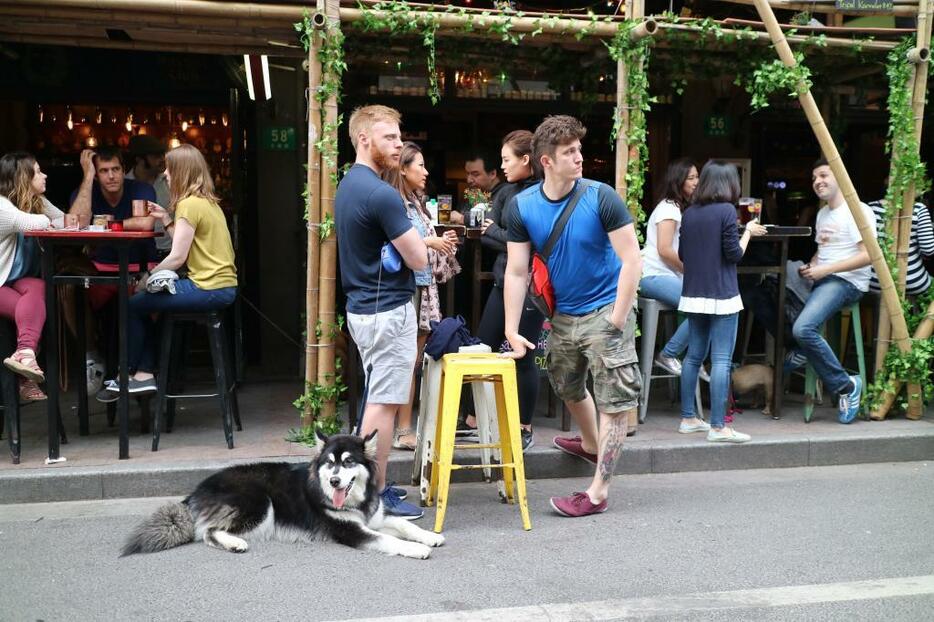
835, 0, 893, 10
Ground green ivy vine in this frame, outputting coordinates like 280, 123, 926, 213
866, 37, 933, 413
739, 52, 813, 112
607, 20, 652, 235
295, 11, 349, 432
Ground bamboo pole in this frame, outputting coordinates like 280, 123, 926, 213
726, 0, 920, 17
897, 0, 931, 419
316, 0, 339, 422
656, 22, 899, 52
303, 11, 326, 426
751, 0, 916, 404
0, 32, 296, 55
872, 301, 934, 416
874, 0, 933, 420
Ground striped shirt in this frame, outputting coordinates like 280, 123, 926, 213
868, 200, 934, 296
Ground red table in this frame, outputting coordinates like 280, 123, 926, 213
27, 229, 161, 461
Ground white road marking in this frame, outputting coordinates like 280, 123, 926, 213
332, 575, 934, 621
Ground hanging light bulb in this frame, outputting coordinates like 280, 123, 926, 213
96, 108, 102, 124
210, 116, 217, 125
86, 135, 98, 148
111, 113, 117, 124
181, 120, 189, 132
38, 105, 44, 123
125, 113, 133, 132
198, 109, 206, 126
221, 113, 229, 127
66, 108, 74, 130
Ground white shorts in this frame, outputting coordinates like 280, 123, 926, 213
347, 302, 417, 405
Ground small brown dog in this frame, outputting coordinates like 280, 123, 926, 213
731, 364, 774, 417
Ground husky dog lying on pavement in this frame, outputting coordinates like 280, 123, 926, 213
121, 432, 444, 559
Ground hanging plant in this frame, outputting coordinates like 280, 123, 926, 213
606, 20, 653, 235
866, 37, 933, 412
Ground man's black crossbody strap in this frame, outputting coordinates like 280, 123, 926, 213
539, 180, 593, 263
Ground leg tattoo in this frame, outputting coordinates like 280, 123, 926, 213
598, 415, 627, 482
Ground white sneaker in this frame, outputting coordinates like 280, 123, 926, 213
86, 359, 105, 394
698, 367, 711, 383
707, 427, 751, 443
679, 419, 711, 434
654, 354, 682, 376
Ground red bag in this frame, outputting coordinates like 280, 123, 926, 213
528, 253, 556, 317
525, 181, 591, 317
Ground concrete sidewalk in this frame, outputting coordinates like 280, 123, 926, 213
1, 380, 933, 503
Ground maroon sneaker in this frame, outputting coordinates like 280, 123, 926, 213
552, 436, 598, 465
550, 492, 608, 517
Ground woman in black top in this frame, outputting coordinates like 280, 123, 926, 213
474, 130, 543, 451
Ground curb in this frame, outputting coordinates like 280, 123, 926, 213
2, 431, 933, 504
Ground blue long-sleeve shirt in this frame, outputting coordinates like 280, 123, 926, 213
678, 202, 743, 301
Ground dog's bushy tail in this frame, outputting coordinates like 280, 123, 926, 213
121, 501, 195, 556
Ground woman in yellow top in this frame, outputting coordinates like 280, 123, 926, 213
103, 144, 237, 395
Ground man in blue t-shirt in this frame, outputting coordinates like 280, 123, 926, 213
504, 115, 642, 518
335, 105, 427, 520
69, 145, 158, 268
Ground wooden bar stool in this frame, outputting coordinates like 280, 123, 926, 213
426, 353, 531, 533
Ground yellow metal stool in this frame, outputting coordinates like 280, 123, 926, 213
426, 353, 532, 533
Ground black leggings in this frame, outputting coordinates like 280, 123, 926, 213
476, 286, 545, 426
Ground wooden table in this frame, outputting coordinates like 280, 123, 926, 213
737, 225, 812, 419
27, 229, 161, 461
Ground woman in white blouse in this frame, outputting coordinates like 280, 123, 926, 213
0, 152, 64, 402
640, 158, 710, 393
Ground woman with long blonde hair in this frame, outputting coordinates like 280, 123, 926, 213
102, 144, 237, 395
0, 152, 65, 402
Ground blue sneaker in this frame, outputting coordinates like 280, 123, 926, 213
783, 350, 808, 375
385, 482, 407, 500
380, 485, 423, 520
838, 375, 862, 424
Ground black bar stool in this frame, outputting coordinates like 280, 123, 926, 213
151, 309, 241, 451
0, 320, 21, 464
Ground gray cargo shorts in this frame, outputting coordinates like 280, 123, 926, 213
546, 303, 641, 414
347, 301, 417, 405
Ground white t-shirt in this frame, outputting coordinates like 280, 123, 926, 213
814, 201, 876, 291
641, 199, 682, 279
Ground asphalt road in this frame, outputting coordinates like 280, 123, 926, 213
2, 462, 933, 621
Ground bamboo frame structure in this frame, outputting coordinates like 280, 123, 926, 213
303, 11, 326, 425
896, 0, 931, 419
315, 0, 340, 422
750, 0, 916, 404
872, 0, 934, 420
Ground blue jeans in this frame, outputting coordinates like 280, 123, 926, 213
639, 275, 688, 358
791, 275, 863, 395
128, 279, 237, 373
681, 312, 738, 428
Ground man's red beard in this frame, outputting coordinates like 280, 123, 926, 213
370, 144, 398, 173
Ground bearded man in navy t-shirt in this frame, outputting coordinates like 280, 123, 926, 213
504, 115, 643, 518
334, 105, 428, 520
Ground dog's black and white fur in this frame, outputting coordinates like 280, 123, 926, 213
121, 431, 444, 559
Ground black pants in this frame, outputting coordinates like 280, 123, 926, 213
476, 285, 544, 426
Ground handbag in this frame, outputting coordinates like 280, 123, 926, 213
527, 181, 593, 317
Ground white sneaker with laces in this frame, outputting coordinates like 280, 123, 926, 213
654, 354, 682, 376
707, 427, 751, 443
679, 419, 712, 434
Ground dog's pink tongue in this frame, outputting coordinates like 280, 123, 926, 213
332, 487, 347, 508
